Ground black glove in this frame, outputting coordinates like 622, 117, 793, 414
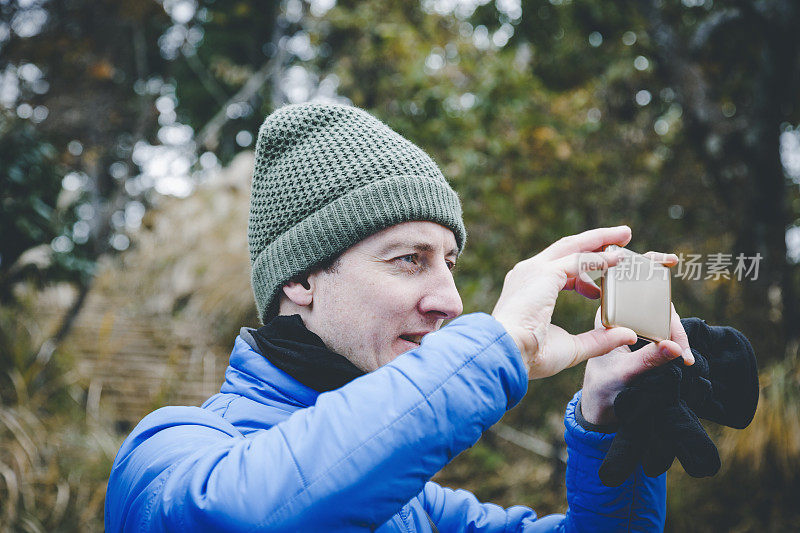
598, 360, 720, 486
598, 318, 758, 487
596, 363, 666, 487
639, 320, 758, 479
638, 361, 720, 479
679, 318, 759, 429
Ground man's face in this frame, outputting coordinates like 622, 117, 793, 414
298, 221, 463, 372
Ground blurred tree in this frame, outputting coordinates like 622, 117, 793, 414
640, 0, 800, 357
0, 0, 289, 351
1, 0, 170, 309
173, 0, 283, 159
0, 118, 62, 298
1, 0, 797, 526
515, 0, 800, 357
460, 0, 800, 359
0, 2, 287, 527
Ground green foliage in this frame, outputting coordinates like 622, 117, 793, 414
0, 115, 99, 299
173, 0, 281, 162
0, 0, 175, 300
0, 116, 61, 293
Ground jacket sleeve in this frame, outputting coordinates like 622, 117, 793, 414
105, 312, 529, 532
422, 481, 566, 532
419, 391, 666, 533
562, 391, 667, 532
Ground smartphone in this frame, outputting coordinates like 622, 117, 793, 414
599, 245, 672, 342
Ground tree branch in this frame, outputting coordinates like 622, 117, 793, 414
195, 42, 287, 151
489, 422, 567, 464
181, 47, 230, 107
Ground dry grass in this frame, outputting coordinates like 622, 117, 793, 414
719, 344, 800, 479
665, 347, 800, 532
0, 303, 118, 532
105, 150, 259, 340
0, 153, 260, 530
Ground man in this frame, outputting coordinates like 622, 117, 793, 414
105, 103, 694, 531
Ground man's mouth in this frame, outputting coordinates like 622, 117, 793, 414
399, 333, 424, 345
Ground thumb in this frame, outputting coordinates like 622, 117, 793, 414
623, 339, 684, 376
573, 326, 638, 364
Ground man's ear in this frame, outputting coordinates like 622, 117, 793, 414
282, 276, 313, 307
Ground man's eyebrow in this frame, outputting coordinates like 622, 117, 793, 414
378, 241, 459, 257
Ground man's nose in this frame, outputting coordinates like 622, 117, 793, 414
418, 262, 463, 320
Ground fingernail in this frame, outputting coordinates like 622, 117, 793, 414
683, 348, 695, 366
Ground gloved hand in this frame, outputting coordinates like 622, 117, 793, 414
598, 318, 758, 487
638, 360, 720, 479
679, 318, 759, 429
598, 359, 720, 486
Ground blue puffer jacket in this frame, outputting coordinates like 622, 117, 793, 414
105, 313, 666, 532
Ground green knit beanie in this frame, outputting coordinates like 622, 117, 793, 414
248, 102, 467, 323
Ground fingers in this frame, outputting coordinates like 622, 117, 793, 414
617, 339, 684, 379
564, 271, 601, 298
564, 250, 677, 301
537, 225, 632, 262
555, 250, 627, 280
607, 311, 684, 375
643, 251, 680, 267
593, 306, 686, 376
574, 273, 601, 299
590, 303, 693, 378
572, 326, 638, 366
667, 303, 694, 365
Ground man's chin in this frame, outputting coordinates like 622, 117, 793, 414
397, 337, 422, 354
375, 342, 419, 367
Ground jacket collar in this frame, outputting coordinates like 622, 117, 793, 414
220, 335, 321, 409
248, 314, 365, 393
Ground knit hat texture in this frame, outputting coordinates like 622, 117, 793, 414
248, 102, 467, 323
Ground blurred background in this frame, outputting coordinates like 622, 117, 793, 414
1, 0, 799, 530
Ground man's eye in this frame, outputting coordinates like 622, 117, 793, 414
393, 254, 423, 271
446, 260, 456, 271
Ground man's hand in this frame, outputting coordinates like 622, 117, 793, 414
492, 226, 642, 379
581, 302, 694, 426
